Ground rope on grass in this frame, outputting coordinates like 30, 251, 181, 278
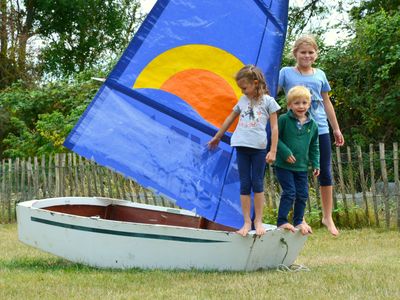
277, 263, 310, 272
277, 237, 310, 272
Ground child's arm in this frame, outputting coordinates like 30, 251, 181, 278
276, 116, 294, 162
266, 112, 278, 164
208, 111, 239, 149
322, 92, 344, 146
309, 122, 320, 174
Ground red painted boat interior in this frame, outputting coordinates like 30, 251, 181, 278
45, 204, 236, 232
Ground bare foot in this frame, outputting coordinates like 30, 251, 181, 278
322, 217, 339, 236
254, 221, 266, 236
296, 223, 312, 235
236, 222, 252, 237
278, 223, 296, 233
302, 220, 313, 234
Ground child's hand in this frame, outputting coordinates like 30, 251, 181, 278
286, 155, 296, 164
207, 136, 220, 149
313, 169, 320, 176
333, 129, 345, 146
265, 151, 276, 164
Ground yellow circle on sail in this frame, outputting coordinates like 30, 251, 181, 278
133, 44, 244, 130
134, 44, 243, 98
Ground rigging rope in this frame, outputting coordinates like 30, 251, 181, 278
277, 237, 310, 272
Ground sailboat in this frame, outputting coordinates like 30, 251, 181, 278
17, 0, 308, 270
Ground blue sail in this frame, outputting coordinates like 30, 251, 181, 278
64, 0, 289, 229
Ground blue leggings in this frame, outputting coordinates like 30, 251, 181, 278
236, 147, 267, 195
319, 133, 333, 186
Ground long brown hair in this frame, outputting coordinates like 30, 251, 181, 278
235, 64, 270, 100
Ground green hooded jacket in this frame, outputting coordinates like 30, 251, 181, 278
274, 110, 320, 172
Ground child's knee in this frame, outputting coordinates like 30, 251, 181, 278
252, 179, 264, 193
319, 170, 333, 186
240, 184, 252, 195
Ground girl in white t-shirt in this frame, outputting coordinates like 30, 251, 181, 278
208, 65, 280, 236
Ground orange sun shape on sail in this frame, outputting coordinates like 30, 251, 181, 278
133, 44, 244, 132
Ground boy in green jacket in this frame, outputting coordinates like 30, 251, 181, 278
275, 86, 320, 235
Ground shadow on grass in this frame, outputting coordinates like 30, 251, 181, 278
0, 257, 195, 274
0, 257, 101, 272
0, 257, 270, 275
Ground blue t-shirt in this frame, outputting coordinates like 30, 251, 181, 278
230, 94, 280, 149
278, 66, 331, 135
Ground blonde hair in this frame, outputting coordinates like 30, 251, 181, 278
292, 35, 318, 56
235, 64, 270, 99
287, 86, 311, 105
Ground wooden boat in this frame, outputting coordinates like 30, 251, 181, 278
17, 2, 304, 271
17, 196, 307, 271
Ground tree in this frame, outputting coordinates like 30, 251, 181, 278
321, 10, 400, 146
349, 0, 400, 20
35, 0, 143, 76
0, 0, 142, 87
287, 0, 330, 39
0, 69, 104, 158
0, 0, 37, 87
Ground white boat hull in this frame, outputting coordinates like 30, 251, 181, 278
17, 197, 307, 271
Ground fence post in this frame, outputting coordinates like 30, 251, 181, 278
393, 142, 400, 231
14, 158, 20, 202
97, 163, 105, 197
357, 146, 370, 225
27, 157, 33, 200
78, 155, 85, 196
72, 153, 80, 196
48, 155, 54, 197
55, 154, 60, 197
379, 143, 390, 229
61, 153, 66, 197
369, 144, 379, 226
106, 168, 113, 198
67, 153, 74, 196
85, 158, 93, 196
34, 157, 40, 199
41, 155, 48, 198
1, 160, 5, 223
8, 159, 12, 222
347, 146, 359, 225
90, 160, 99, 196
336, 147, 350, 225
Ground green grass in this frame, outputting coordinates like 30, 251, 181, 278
1, 224, 399, 300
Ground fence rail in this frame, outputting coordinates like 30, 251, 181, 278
1, 143, 399, 230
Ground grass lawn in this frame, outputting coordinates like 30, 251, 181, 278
1, 224, 399, 300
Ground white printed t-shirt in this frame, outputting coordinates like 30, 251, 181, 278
230, 94, 280, 149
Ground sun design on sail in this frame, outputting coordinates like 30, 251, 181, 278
133, 44, 244, 132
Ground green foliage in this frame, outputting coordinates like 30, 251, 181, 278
35, 0, 142, 76
0, 0, 142, 87
320, 10, 400, 146
0, 72, 102, 158
287, 0, 331, 38
350, 0, 400, 20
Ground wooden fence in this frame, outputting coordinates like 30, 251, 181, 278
1, 143, 399, 230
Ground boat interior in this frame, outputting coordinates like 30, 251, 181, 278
45, 204, 236, 232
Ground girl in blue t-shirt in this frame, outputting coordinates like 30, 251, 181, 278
279, 35, 344, 236
208, 65, 280, 237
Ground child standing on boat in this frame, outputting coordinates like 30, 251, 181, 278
208, 65, 280, 236
278, 35, 344, 236
274, 86, 319, 235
